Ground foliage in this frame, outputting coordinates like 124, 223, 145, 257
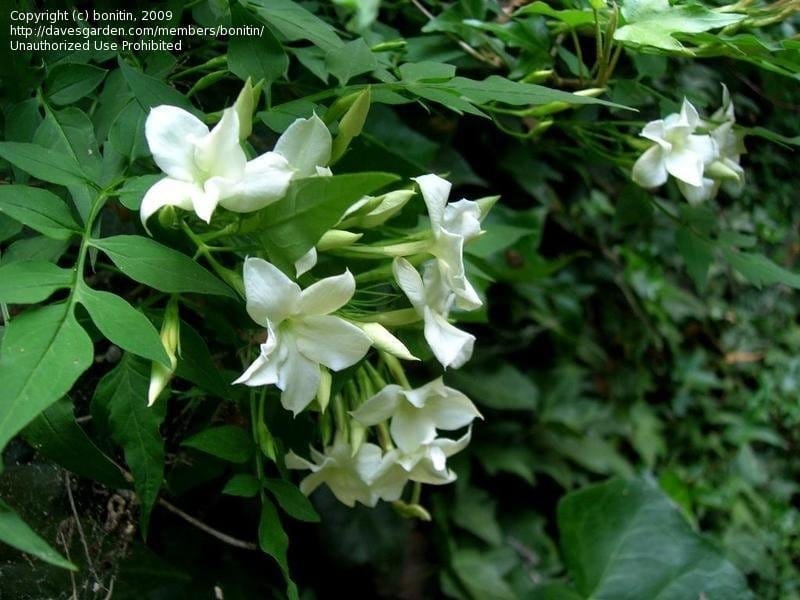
1, 0, 799, 598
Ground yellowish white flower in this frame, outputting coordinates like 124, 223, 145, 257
351, 378, 481, 453
141, 98, 332, 227
234, 257, 371, 415
393, 257, 475, 369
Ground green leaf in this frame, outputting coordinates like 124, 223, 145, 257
118, 58, 199, 115
444, 76, 623, 108
0, 500, 76, 570
0, 213, 22, 243
558, 477, 752, 599
229, 5, 288, 85
0, 236, 69, 266
77, 284, 171, 367
94, 355, 165, 537
515, 2, 596, 27
0, 185, 81, 240
108, 101, 149, 161
118, 175, 161, 211
256, 172, 399, 269
182, 425, 254, 463
0, 143, 89, 187
453, 488, 503, 545
249, 0, 343, 53
263, 478, 320, 522
0, 261, 73, 304
91, 235, 236, 298
46, 63, 107, 105
22, 397, 128, 488
174, 320, 233, 399
451, 549, 516, 600
398, 61, 457, 82
35, 106, 103, 183
614, 0, 745, 51
222, 473, 261, 497
0, 303, 93, 452
676, 228, 714, 289
258, 499, 294, 592
325, 39, 377, 86
447, 364, 539, 410
723, 247, 800, 289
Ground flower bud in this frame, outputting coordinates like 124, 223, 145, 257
233, 77, 263, 141
148, 298, 180, 407
317, 367, 332, 413
316, 230, 363, 251
357, 322, 418, 361
157, 205, 178, 229
706, 160, 742, 182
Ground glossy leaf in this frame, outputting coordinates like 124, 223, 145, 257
91, 235, 236, 298
0, 500, 76, 570
0, 185, 81, 239
0, 142, 89, 187
0, 261, 73, 304
263, 478, 320, 522
46, 63, 107, 105
182, 425, 254, 463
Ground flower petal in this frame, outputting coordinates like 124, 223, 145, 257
243, 257, 301, 326
434, 429, 472, 457
218, 151, 294, 213
632, 145, 668, 188
665, 147, 705, 187
425, 388, 482, 430
278, 346, 320, 415
686, 134, 718, 166
293, 315, 371, 371
423, 307, 475, 369
351, 385, 403, 426
145, 106, 208, 181
391, 407, 438, 453
679, 98, 700, 129
297, 270, 355, 316
393, 258, 426, 312
232, 352, 279, 386
677, 178, 717, 205
640, 120, 668, 148
193, 108, 246, 181
414, 173, 451, 233
140, 177, 197, 229
357, 322, 418, 361
294, 247, 318, 277
274, 114, 332, 178
443, 199, 482, 240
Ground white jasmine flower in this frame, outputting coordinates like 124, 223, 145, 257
708, 85, 745, 195
415, 174, 483, 311
378, 430, 472, 488
393, 257, 475, 369
234, 257, 371, 415
141, 107, 332, 227
285, 440, 384, 507
351, 378, 481, 453
632, 99, 717, 196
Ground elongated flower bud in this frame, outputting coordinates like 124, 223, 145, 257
148, 298, 180, 407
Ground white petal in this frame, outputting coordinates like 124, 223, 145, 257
297, 270, 355, 316
435, 429, 472, 457
358, 322, 418, 361
686, 134, 718, 166
219, 151, 294, 213
665, 147, 704, 187
391, 407, 438, 453
632, 145, 668, 188
285, 450, 317, 471
193, 177, 226, 223
640, 120, 668, 148
278, 347, 320, 415
677, 178, 717, 205
400, 377, 448, 408
243, 257, 300, 326
232, 352, 279, 386
293, 315, 371, 371
294, 247, 318, 277
140, 177, 197, 229
414, 173, 451, 233
679, 98, 700, 129
425, 388, 482, 430
370, 458, 408, 502
193, 108, 246, 181
351, 385, 403, 426
233, 327, 281, 386
274, 114, 332, 178
443, 199, 482, 240
393, 258, 426, 312
423, 307, 475, 369
145, 106, 208, 181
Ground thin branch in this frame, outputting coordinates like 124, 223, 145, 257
157, 498, 258, 551
64, 473, 100, 584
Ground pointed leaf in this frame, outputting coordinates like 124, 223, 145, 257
0, 185, 81, 239
0, 500, 76, 570
0, 261, 73, 304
